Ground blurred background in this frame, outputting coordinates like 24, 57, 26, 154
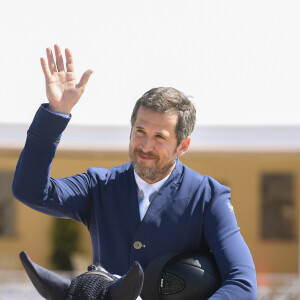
1, 0, 300, 298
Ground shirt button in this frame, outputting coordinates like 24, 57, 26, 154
133, 241, 144, 249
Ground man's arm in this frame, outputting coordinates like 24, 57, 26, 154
204, 178, 257, 299
12, 45, 93, 223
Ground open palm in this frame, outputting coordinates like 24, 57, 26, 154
41, 45, 93, 114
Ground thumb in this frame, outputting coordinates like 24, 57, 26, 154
76, 69, 93, 91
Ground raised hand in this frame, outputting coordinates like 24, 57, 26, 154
40, 45, 93, 114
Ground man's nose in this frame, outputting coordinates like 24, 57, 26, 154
141, 136, 154, 152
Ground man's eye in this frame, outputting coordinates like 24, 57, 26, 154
156, 135, 165, 140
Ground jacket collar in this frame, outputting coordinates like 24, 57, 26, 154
166, 158, 184, 189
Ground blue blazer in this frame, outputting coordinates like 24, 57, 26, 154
12, 105, 257, 299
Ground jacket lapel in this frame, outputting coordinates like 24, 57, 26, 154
126, 164, 141, 227
142, 159, 184, 223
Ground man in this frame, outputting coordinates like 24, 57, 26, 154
12, 45, 257, 299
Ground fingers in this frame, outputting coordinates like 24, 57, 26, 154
40, 57, 51, 81
41, 45, 92, 89
54, 44, 65, 72
44, 45, 65, 74
65, 48, 74, 72
46, 48, 57, 74
76, 69, 93, 91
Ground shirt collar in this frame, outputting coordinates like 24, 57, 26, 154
134, 170, 171, 193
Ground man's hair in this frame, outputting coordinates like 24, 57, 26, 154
130, 87, 196, 144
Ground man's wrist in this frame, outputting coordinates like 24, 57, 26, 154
45, 104, 71, 118
27, 104, 71, 142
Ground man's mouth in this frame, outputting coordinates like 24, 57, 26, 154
135, 150, 158, 161
139, 154, 156, 160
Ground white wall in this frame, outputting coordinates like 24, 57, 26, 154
1, 0, 300, 126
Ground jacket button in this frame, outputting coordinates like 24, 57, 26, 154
133, 241, 144, 249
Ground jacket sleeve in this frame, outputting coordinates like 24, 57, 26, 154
203, 177, 257, 300
12, 104, 92, 225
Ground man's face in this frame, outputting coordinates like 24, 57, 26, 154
129, 106, 190, 183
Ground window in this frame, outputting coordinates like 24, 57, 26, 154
0, 172, 14, 237
261, 173, 294, 240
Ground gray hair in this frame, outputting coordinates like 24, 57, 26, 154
130, 87, 196, 144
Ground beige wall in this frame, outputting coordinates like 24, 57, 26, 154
0, 149, 299, 273
181, 152, 299, 274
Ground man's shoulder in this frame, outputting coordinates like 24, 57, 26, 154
179, 161, 205, 183
87, 162, 132, 180
180, 162, 229, 191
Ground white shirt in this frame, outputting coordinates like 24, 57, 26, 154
134, 170, 171, 211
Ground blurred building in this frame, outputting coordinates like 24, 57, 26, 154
0, 123, 300, 276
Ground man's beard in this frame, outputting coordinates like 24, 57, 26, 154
129, 148, 177, 182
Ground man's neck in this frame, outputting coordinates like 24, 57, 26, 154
134, 170, 172, 192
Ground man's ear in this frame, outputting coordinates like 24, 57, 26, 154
177, 137, 191, 157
